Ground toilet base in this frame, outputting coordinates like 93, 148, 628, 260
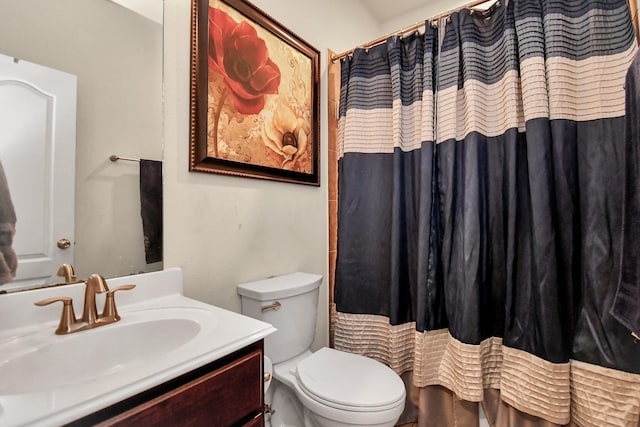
303, 409, 399, 427
268, 380, 305, 427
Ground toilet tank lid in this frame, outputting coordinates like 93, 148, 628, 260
237, 272, 322, 300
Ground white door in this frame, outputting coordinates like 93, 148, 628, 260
0, 54, 77, 291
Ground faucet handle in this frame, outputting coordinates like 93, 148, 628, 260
34, 297, 78, 335
101, 284, 136, 321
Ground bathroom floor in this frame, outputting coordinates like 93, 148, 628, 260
398, 411, 490, 427
398, 422, 489, 427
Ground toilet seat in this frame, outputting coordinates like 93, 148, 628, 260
295, 347, 405, 412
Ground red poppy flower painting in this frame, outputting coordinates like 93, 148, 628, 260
208, 7, 280, 116
190, 0, 319, 185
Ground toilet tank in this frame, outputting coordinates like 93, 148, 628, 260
237, 272, 322, 364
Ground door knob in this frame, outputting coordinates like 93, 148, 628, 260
57, 238, 71, 249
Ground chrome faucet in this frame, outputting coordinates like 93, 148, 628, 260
35, 273, 135, 335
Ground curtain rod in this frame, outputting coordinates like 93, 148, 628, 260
331, 0, 499, 63
331, 0, 640, 62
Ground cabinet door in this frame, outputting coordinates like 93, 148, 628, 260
243, 413, 264, 427
101, 348, 263, 427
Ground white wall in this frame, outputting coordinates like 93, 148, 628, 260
163, 0, 379, 351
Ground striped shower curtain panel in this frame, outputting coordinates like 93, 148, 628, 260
334, 0, 640, 425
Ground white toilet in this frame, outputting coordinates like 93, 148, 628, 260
237, 272, 406, 427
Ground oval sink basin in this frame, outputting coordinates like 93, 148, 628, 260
0, 308, 212, 394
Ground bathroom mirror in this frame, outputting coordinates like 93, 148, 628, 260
0, 0, 163, 293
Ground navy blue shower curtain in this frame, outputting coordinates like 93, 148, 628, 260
334, 1, 640, 424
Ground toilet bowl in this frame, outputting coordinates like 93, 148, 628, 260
293, 348, 405, 427
267, 348, 405, 427
238, 273, 406, 427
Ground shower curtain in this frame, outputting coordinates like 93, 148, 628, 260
334, 1, 640, 426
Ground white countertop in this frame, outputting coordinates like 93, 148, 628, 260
0, 268, 276, 427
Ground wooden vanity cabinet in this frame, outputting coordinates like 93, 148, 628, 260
67, 341, 264, 427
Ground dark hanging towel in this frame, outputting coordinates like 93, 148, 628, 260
140, 159, 163, 264
611, 50, 640, 339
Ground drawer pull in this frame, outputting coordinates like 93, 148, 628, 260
261, 301, 281, 313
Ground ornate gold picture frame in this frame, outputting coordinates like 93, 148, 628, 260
190, 0, 320, 186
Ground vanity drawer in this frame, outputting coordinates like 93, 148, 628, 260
99, 346, 263, 427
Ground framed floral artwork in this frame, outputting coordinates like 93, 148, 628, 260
189, 0, 320, 186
